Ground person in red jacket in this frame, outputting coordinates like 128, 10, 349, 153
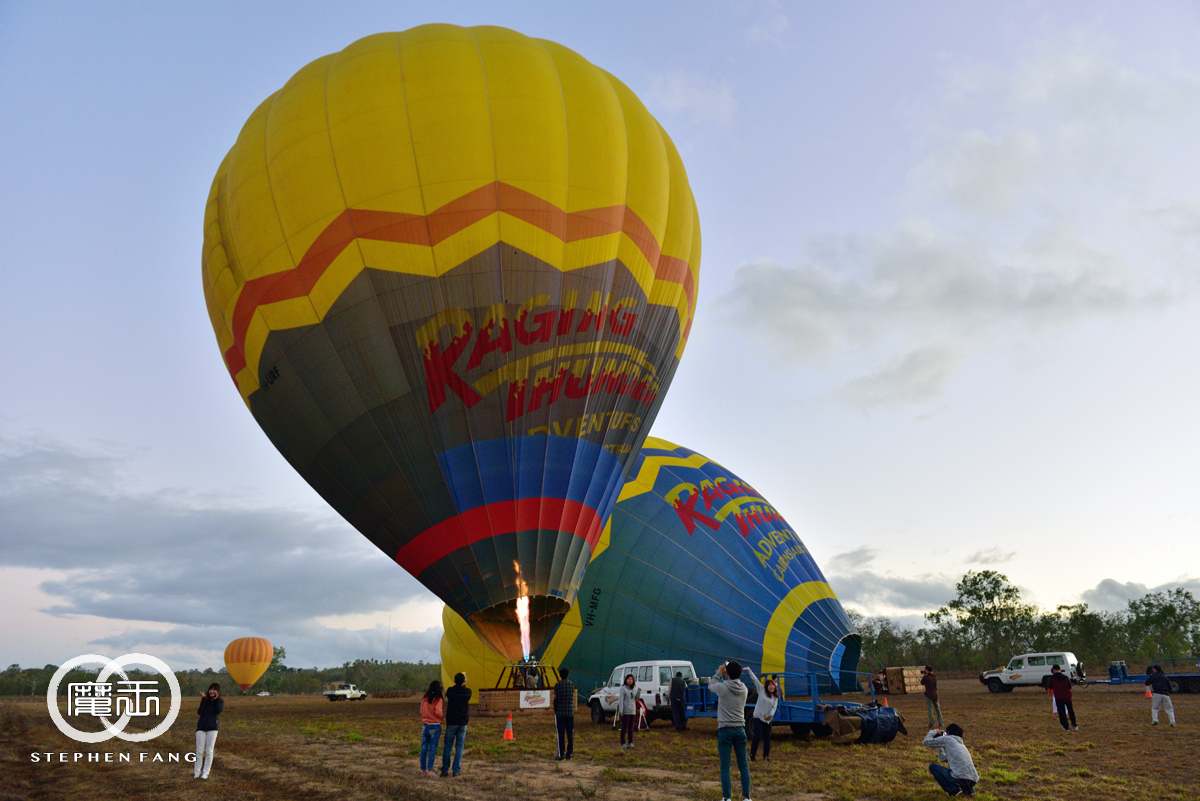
1047, 665, 1078, 732
419, 681, 445, 777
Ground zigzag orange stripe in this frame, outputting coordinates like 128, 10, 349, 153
221, 181, 696, 380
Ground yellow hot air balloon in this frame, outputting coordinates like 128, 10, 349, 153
224, 637, 273, 693
202, 25, 700, 662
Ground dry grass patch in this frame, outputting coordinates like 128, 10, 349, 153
1, 680, 1196, 800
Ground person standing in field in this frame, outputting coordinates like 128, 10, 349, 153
419, 680, 444, 777
1145, 665, 1176, 727
1047, 665, 1078, 731
710, 661, 752, 801
440, 672, 470, 777
744, 668, 778, 762
922, 665, 944, 728
194, 683, 223, 780
553, 668, 577, 760
669, 671, 688, 731
923, 723, 978, 796
617, 673, 641, 749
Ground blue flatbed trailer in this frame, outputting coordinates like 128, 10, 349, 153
683, 670, 902, 743
1088, 659, 1200, 694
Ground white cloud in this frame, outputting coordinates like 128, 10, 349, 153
828, 569, 957, 615
967, 547, 1016, 565
828, 545, 879, 573
741, 0, 790, 49
839, 346, 966, 410
1080, 576, 1200, 613
717, 33, 1200, 407
647, 70, 737, 131
825, 547, 955, 615
0, 435, 443, 668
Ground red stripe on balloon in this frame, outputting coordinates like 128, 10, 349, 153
393, 497, 605, 577
220, 182, 695, 381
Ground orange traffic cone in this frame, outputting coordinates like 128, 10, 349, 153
881, 697, 889, 706
503, 712, 515, 740
1145, 688, 1153, 698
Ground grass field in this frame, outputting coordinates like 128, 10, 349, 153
1, 679, 1195, 800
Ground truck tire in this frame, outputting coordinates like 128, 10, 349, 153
1187, 678, 1200, 694
327, 695, 336, 702
987, 678, 1004, 694
790, 723, 812, 737
812, 723, 833, 737
1168, 678, 1182, 694
590, 701, 605, 724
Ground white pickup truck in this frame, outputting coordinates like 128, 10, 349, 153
588, 660, 697, 723
323, 683, 368, 701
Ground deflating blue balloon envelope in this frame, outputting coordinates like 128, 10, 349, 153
441, 437, 862, 695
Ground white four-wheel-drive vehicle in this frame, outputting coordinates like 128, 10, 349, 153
323, 683, 368, 701
979, 652, 1085, 693
588, 660, 697, 723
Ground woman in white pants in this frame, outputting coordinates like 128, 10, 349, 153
195, 683, 224, 779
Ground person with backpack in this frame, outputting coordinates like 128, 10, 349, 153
1047, 665, 1078, 731
440, 672, 471, 776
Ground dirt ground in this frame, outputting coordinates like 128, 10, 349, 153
1, 679, 1196, 800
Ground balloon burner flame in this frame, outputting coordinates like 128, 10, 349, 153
516, 596, 531, 661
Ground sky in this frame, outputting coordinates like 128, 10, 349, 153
2, 0, 1199, 670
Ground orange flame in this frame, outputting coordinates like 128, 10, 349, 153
515, 596, 531, 661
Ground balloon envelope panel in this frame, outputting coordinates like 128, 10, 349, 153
202, 26, 700, 661
224, 637, 273, 692
441, 438, 861, 696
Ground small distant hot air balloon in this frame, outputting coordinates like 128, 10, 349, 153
203, 25, 700, 662
224, 637, 273, 694
441, 438, 860, 695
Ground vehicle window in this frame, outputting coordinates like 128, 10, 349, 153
659, 667, 672, 685
638, 666, 653, 682
610, 670, 622, 687
1008, 659, 1023, 670
1028, 656, 1046, 666
675, 665, 695, 680
1047, 655, 1065, 665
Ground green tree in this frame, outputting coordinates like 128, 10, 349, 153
270, 646, 287, 671
1126, 589, 1200, 660
926, 570, 1037, 668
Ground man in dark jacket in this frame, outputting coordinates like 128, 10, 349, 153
553, 668, 577, 760
669, 671, 688, 731
921, 665, 944, 728
1047, 665, 1078, 731
440, 672, 471, 776
1145, 666, 1176, 726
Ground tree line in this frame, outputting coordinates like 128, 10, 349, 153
1, 649, 441, 698
850, 570, 1200, 674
